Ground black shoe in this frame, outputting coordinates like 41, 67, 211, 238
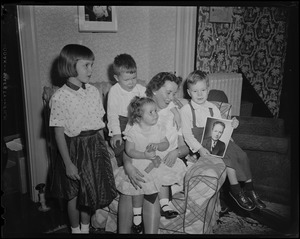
229, 191, 256, 211
89, 227, 106, 234
160, 205, 179, 219
132, 214, 143, 234
245, 190, 266, 209
132, 222, 143, 234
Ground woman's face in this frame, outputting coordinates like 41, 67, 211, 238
152, 80, 178, 109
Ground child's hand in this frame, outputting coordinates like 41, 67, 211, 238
151, 156, 162, 168
146, 143, 158, 152
66, 163, 80, 181
144, 148, 156, 159
231, 117, 239, 129
198, 147, 210, 157
110, 134, 123, 148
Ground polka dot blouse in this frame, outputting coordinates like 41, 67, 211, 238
49, 83, 105, 137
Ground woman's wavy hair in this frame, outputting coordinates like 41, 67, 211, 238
145, 72, 182, 98
127, 96, 156, 125
57, 44, 95, 79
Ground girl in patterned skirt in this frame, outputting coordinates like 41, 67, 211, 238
49, 44, 117, 234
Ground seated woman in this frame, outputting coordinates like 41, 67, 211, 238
92, 72, 226, 234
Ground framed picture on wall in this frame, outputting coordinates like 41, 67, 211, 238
78, 6, 118, 32
201, 117, 233, 158
209, 7, 233, 23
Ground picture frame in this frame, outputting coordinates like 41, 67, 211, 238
201, 117, 233, 158
78, 6, 118, 33
209, 7, 233, 23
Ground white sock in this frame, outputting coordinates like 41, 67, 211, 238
80, 223, 90, 234
160, 198, 172, 212
71, 226, 81, 234
133, 207, 142, 225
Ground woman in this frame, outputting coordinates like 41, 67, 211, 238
92, 72, 226, 234
91, 72, 188, 233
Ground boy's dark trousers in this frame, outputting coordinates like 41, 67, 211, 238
112, 116, 128, 167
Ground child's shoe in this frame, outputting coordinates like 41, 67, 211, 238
131, 214, 143, 234
245, 190, 266, 209
160, 204, 179, 219
71, 226, 81, 234
229, 191, 256, 211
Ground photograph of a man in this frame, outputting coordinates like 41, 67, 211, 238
201, 117, 233, 158
202, 121, 226, 156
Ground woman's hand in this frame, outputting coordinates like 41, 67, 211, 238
124, 161, 145, 190
231, 117, 239, 129
198, 147, 210, 157
173, 97, 184, 109
163, 150, 177, 167
65, 162, 80, 181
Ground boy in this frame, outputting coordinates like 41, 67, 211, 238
107, 53, 146, 167
180, 70, 266, 211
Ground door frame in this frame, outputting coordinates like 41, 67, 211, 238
17, 5, 48, 202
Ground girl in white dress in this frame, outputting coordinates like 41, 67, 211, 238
115, 96, 181, 233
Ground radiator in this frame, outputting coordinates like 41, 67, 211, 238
208, 73, 243, 116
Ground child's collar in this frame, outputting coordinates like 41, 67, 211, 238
66, 80, 86, 90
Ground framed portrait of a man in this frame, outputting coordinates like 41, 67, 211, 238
201, 117, 233, 158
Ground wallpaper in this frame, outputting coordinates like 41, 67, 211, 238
34, 6, 176, 90
195, 6, 289, 117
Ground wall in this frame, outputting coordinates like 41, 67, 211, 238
21, 5, 177, 201
195, 6, 290, 118
35, 6, 177, 88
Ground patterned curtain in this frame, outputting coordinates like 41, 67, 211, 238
195, 6, 289, 117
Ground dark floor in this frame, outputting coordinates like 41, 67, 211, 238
2, 189, 298, 237
2, 191, 69, 237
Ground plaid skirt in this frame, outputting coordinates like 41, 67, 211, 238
48, 130, 117, 211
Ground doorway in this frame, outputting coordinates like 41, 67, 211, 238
1, 5, 28, 196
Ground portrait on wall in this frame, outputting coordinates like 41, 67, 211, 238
201, 117, 233, 158
78, 6, 117, 32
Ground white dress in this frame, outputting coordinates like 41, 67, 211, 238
115, 122, 183, 195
